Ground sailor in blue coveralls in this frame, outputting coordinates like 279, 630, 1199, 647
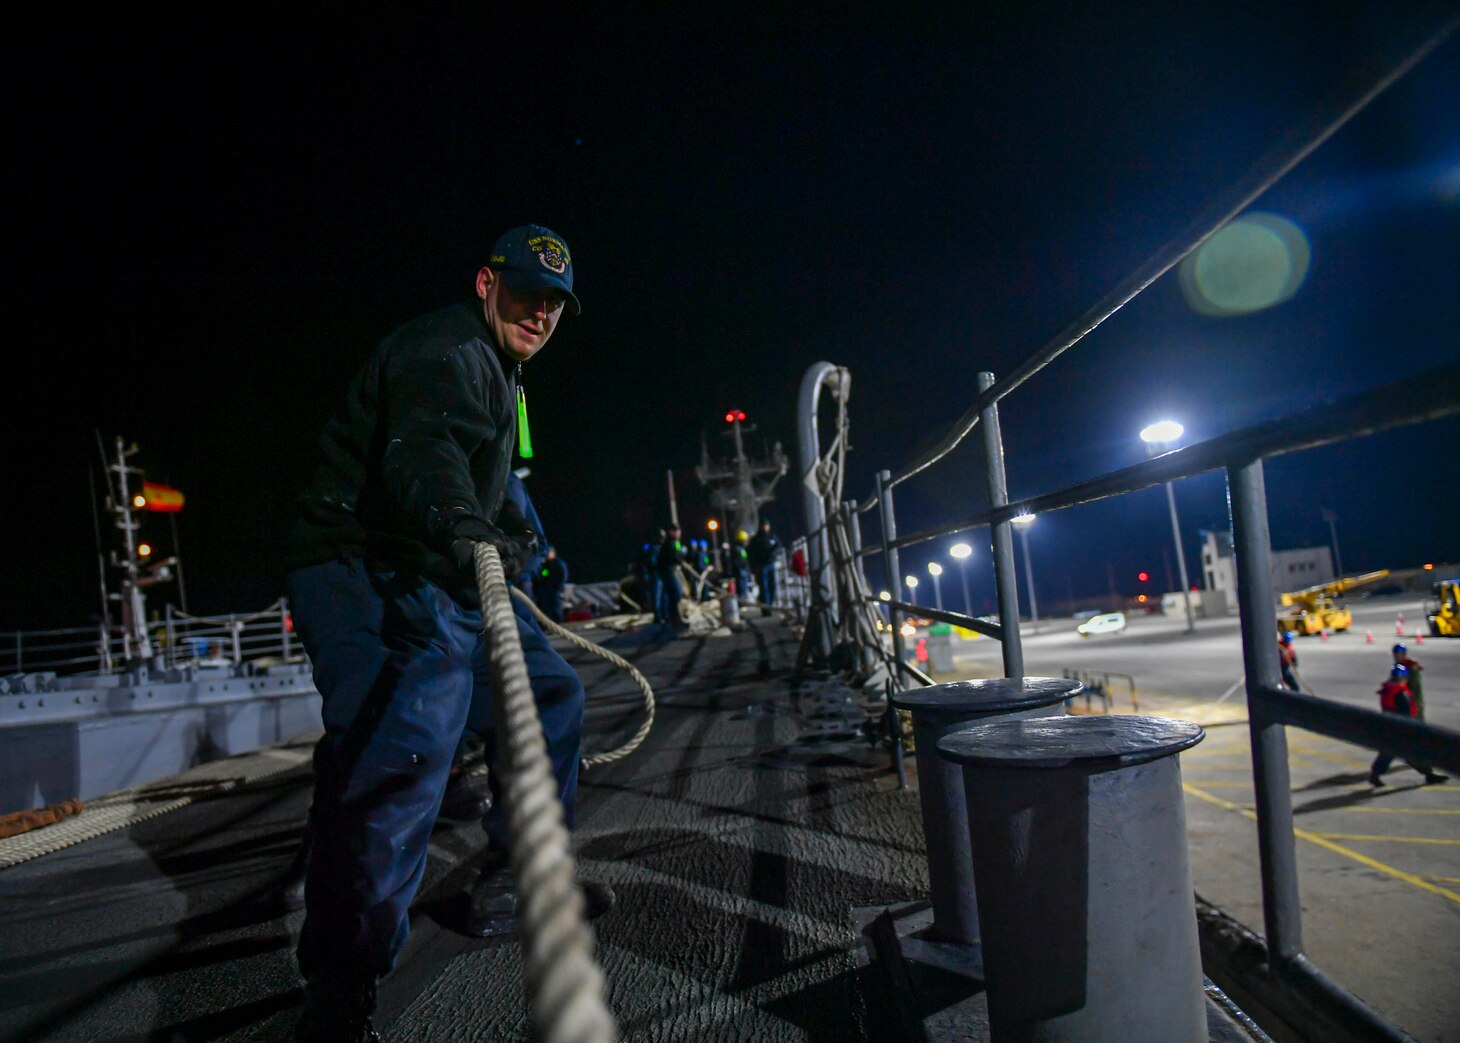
283, 225, 611, 1041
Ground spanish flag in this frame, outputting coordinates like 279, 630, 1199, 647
140, 481, 185, 513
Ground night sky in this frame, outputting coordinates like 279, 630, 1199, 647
5, 5, 1458, 628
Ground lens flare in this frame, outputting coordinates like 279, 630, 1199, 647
1179, 212, 1310, 316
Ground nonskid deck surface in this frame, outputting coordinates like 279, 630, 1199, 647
0, 616, 932, 1043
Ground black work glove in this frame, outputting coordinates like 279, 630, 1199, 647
450, 520, 531, 581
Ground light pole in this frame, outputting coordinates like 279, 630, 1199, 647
1140, 420, 1196, 634
949, 542, 973, 618
1011, 512, 1039, 633
1321, 507, 1345, 578
927, 561, 944, 611
905, 574, 919, 606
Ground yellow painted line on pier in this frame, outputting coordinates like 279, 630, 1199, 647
1182, 782, 1460, 907
1310, 833, 1460, 846
1266, 806, 1460, 816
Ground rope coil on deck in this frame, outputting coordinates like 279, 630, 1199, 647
477, 543, 619, 1043
510, 586, 655, 769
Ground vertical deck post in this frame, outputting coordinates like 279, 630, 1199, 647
977, 371, 1023, 679
879, 471, 909, 787
1228, 459, 1304, 962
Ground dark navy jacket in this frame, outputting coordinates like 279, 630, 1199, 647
286, 302, 521, 602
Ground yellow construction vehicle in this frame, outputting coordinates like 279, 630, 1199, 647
1426, 578, 1460, 637
1277, 569, 1390, 636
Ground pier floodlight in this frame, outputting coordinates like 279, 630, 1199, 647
905, 576, 918, 589
1139, 420, 1184, 446
1011, 512, 1035, 528
927, 562, 943, 576
878, 590, 891, 601
949, 543, 972, 559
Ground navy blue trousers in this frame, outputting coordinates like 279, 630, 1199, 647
287, 559, 584, 978
757, 564, 777, 606
657, 570, 682, 625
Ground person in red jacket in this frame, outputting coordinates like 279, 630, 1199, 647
1369, 665, 1447, 786
1391, 642, 1425, 717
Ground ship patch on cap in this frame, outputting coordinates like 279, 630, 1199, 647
531, 235, 570, 274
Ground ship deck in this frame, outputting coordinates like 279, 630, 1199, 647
0, 615, 1265, 1042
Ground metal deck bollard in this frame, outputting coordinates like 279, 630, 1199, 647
892, 677, 1079, 946
938, 714, 1207, 1043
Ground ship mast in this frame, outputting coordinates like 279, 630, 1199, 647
108, 436, 155, 662
694, 410, 788, 539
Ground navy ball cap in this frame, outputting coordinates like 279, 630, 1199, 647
488, 224, 580, 315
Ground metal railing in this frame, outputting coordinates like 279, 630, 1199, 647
1, 599, 300, 677
794, 15, 1460, 1043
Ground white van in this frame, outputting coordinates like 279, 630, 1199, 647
1077, 611, 1128, 637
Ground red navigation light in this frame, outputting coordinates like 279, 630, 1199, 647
1137, 571, 1150, 583
735, 410, 747, 421
724, 412, 735, 423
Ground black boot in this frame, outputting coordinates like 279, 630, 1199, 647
463, 856, 615, 938
294, 973, 383, 1042
437, 767, 492, 823
278, 833, 311, 912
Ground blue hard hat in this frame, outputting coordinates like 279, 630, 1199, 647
1281, 631, 1295, 643
1392, 664, 1409, 678
1392, 643, 1406, 655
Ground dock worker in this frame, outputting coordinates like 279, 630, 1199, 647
283, 223, 613, 1041
1391, 642, 1425, 717
1278, 631, 1300, 691
1369, 665, 1446, 787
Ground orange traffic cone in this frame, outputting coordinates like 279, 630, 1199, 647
1396, 621, 1405, 635
1320, 629, 1330, 642
1416, 631, 1424, 645
1365, 629, 1374, 644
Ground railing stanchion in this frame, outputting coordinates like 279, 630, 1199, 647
878, 470, 910, 787
1228, 458, 1303, 963
978, 371, 1023, 679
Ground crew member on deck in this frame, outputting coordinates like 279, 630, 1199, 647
282, 224, 612, 1041
534, 546, 569, 622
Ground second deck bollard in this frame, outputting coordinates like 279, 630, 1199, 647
938, 714, 1207, 1043
891, 677, 1079, 946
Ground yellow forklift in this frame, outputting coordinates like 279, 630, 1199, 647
1427, 577, 1460, 637
1277, 569, 1390, 636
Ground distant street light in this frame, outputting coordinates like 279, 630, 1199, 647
1140, 420, 1196, 634
1011, 513, 1039, 634
878, 590, 892, 601
949, 542, 974, 618
904, 574, 919, 605
927, 561, 944, 611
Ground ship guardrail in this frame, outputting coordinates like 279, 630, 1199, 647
790, 14, 1459, 1043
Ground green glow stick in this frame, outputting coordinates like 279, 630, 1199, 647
517, 386, 533, 458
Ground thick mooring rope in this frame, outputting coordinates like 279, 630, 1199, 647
510, 586, 656, 770
476, 543, 619, 1043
